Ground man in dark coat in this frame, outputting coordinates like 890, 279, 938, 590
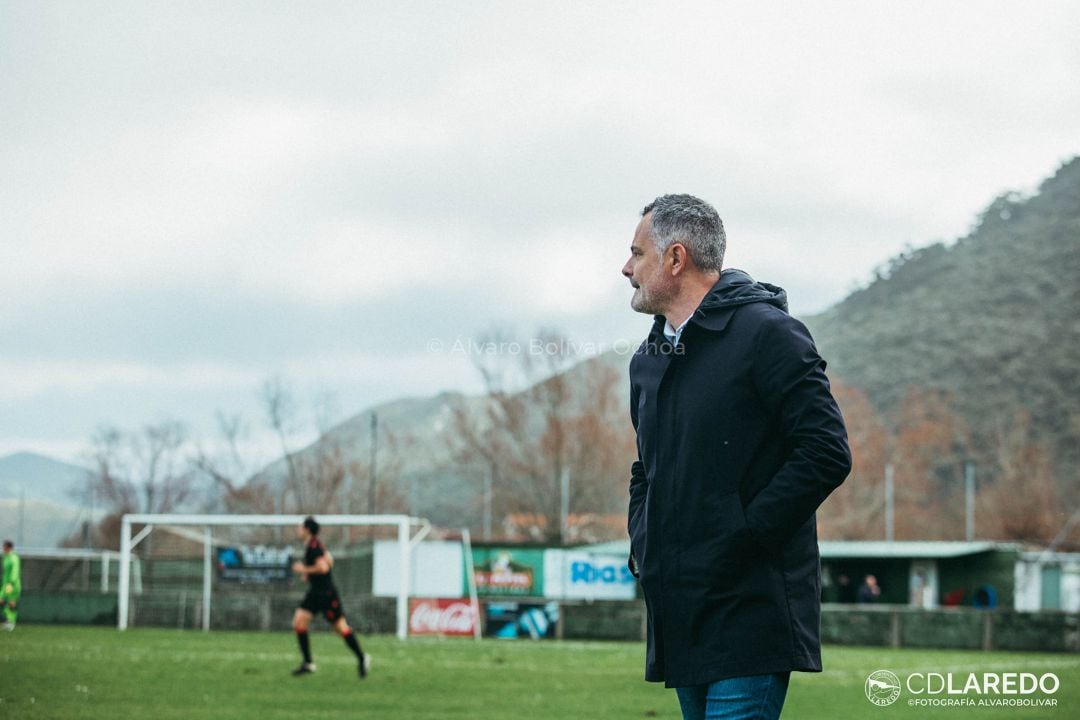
622, 194, 851, 719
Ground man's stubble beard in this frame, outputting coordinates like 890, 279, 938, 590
630, 280, 675, 317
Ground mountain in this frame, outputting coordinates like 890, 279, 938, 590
0, 499, 90, 548
804, 157, 1080, 474
251, 390, 481, 527
252, 350, 631, 530
0, 452, 91, 506
0, 452, 94, 547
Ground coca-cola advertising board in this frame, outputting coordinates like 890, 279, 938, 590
408, 598, 478, 637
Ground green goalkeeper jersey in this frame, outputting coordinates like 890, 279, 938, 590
2, 551, 20, 596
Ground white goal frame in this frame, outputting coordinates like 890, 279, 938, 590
117, 513, 431, 639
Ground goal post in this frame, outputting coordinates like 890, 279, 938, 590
117, 513, 431, 639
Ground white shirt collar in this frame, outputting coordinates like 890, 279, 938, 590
663, 316, 691, 345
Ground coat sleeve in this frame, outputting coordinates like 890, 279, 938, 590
627, 380, 648, 577
743, 312, 851, 550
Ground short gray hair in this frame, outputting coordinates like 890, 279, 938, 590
642, 194, 725, 272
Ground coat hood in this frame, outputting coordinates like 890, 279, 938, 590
698, 268, 788, 313
651, 269, 787, 336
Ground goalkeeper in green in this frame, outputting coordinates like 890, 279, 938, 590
2, 540, 20, 630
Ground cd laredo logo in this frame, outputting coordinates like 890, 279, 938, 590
907, 672, 1060, 695
865, 670, 902, 706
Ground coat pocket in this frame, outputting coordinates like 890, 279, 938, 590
680, 491, 757, 584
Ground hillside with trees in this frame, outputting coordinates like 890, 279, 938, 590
807, 157, 1079, 545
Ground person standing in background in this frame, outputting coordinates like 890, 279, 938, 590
858, 574, 882, 604
2, 540, 21, 631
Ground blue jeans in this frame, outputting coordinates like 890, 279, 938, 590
675, 672, 790, 720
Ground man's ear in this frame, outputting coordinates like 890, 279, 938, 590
668, 243, 689, 276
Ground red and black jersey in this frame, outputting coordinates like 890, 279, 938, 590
302, 538, 334, 593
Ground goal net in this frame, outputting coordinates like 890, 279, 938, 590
116, 513, 430, 639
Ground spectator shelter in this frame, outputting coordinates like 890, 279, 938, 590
819, 541, 1021, 609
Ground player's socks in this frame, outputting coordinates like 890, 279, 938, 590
342, 629, 367, 678
297, 630, 312, 664
2, 605, 14, 629
342, 629, 363, 659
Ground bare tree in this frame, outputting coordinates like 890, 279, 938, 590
256, 377, 355, 514
83, 421, 195, 550
446, 328, 634, 544
192, 411, 276, 515
888, 387, 973, 540
562, 360, 636, 530
816, 382, 890, 540
192, 379, 360, 518
262, 376, 302, 513
978, 410, 1062, 543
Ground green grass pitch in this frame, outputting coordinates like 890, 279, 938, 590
1, 626, 1077, 719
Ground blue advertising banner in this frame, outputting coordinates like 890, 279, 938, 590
485, 601, 559, 639
216, 545, 291, 583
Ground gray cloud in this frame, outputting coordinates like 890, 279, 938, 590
2, 0, 1078, 460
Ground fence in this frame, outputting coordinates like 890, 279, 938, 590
16, 590, 1079, 653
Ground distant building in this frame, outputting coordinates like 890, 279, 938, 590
1014, 551, 1080, 612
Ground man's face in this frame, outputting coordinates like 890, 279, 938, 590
622, 213, 676, 315
297, 525, 310, 542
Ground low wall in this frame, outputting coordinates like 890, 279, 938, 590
15, 593, 1080, 652
128, 591, 397, 632
560, 603, 1079, 652
561, 600, 644, 641
820, 605, 1079, 652
20, 591, 118, 625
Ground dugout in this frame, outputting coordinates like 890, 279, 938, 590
819, 541, 1022, 609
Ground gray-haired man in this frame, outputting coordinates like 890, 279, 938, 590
623, 194, 851, 719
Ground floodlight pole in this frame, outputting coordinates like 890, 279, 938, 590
397, 517, 409, 640
964, 462, 976, 541
119, 516, 131, 630
202, 526, 213, 631
885, 463, 895, 542
370, 413, 378, 515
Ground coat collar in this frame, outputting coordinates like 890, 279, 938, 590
650, 269, 788, 337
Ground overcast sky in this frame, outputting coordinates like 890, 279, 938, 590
2, 0, 1078, 464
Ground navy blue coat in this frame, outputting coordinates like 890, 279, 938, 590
628, 269, 851, 688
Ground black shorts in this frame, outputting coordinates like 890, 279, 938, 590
299, 586, 346, 623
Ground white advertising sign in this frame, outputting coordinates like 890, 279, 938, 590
544, 550, 637, 600
372, 540, 464, 598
